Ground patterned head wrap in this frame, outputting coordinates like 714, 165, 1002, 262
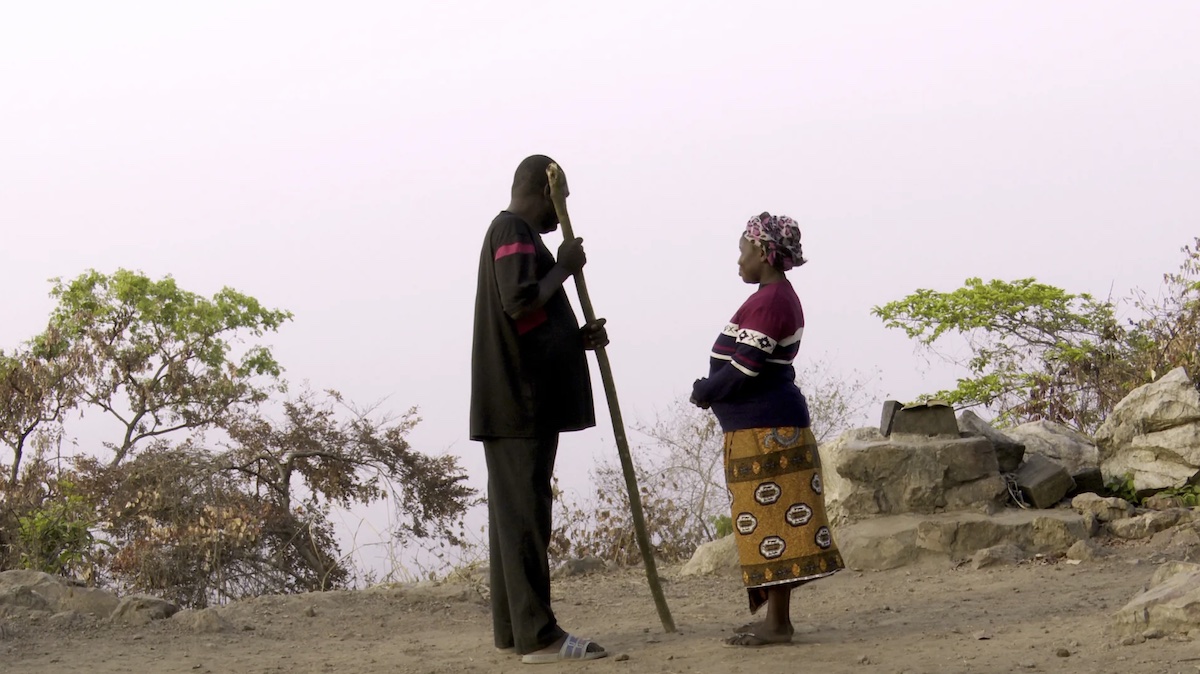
743, 212, 806, 271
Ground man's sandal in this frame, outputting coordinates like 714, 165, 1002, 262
521, 634, 608, 664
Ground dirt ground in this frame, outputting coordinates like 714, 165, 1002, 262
4, 538, 1199, 674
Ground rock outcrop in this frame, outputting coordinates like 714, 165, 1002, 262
822, 429, 1006, 526
958, 410, 1026, 473
1008, 420, 1099, 477
1097, 367, 1200, 491
1112, 561, 1200, 638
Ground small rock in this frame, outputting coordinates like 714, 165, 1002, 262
1066, 539, 1108, 561
857, 654, 871, 664
1142, 628, 1165, 640
1070, 493, 1134, 522
48, 610, 87, 629
1118, 635, 1144, 646
1110, 511, 1181, 540
615, 653, 630, 662
110, 595, 178, 626
974, 631, 992, 640
972, 544, 1026, 570
304, 606, 316, 618
1143, 494, 1185, 511
553, 556, 607, 578
1055, 647, 1070, 657
171, 608, 231, 634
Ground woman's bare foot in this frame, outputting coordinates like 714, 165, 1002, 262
734, 619, 795, 637
723, 625, 794, 647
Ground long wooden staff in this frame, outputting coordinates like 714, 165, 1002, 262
546, 163, 676, 634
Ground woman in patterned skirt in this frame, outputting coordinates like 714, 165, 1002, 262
690, 212, 844, 647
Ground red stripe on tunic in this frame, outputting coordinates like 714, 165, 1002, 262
515, 308, 548, 335
495, 242, 536, 260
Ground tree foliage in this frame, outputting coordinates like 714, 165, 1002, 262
872, 238, 1200, 433
0, 333, 78, 487
43, 269, 293, 467
1, 270, 476, 607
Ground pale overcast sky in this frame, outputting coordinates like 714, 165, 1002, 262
3, 1, 1198, 573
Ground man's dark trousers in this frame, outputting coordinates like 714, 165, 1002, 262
484, 434, 566, 654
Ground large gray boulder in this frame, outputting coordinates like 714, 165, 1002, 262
837, 510, 1090, 571
679, 535, 738, 576
822, 428, 1007, 525
1007, 420, 1099, 476
1097, 367, 1200, 491
1112, 561, 1200, 638
958, 410, 1026, 473
0, 570, 119, 619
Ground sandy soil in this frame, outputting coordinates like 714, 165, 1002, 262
4, 538, 1198, 674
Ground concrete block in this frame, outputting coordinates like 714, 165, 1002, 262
1016, 454, 1076, 508
890, 402, 959, 437
880, 400, 902, 436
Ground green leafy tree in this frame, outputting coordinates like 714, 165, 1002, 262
872, 277, 1129, 432
0, 333, 78, 487
43, 269, 292, 467
3, 269, 477, 602
872, 239, 1200, 433
15, 477, 109, 579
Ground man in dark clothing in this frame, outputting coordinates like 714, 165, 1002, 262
470, 154, 609, 664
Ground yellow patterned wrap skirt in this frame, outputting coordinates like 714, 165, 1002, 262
724, 426, 844, 613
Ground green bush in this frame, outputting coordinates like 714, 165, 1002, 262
15, 479, 108, 579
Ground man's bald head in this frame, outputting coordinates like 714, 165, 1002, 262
507, 154, 566, 233
511, 154, 558, 198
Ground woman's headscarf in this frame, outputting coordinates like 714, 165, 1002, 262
743, 211, 806, 271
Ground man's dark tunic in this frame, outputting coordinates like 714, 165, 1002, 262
470, 211, 595, 439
